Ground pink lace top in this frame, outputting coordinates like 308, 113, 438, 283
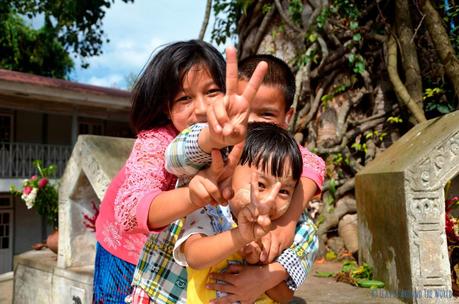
298, 145, 325, 192
95, 125, 178, 264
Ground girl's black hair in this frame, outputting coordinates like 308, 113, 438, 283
130, 40, 226, 133
240, 122, 303, 181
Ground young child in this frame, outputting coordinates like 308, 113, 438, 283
173, 122, 304, 303
93, 40, 267, 303
163, 54, 325, 302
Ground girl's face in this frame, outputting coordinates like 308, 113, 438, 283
230, 163, 297, 221
169, 65, 223, 132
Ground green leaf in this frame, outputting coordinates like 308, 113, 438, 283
348, 53, 355, 64
353, 61, 365, 74
314, 271, 335, 278
325, 250, 337, 261
357, 279, 385, 288
352, 33, 362, 41
350, 21, 359, 30
437, 103, 453, 114
308, 33, 318, 42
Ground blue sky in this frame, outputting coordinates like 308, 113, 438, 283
69, 0, 229, 89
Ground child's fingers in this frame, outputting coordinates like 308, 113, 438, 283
202, 178, 224, 205
213, 96, 231, 132
209, 149, 224, 175
256, 215, 271, 229
250, 171, 259, 204
241, 61, 268, 103
226, 142, 244, 170
207, 106, 222, 134
190, 179, 211, 207
225, 46, 238, 96
258, 181, 282, 216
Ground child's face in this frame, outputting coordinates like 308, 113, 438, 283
230, 163, 297, 221
238, 80, 294, 129
169, 65, 223, 132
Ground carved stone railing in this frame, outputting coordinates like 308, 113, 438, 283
13, 135, 134, 304
0, 142, 72, 178
356, 110, 459, 304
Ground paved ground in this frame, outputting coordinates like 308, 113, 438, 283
0, 260, 405, 304
0, 272, 13, 304
293, 261, 404, 304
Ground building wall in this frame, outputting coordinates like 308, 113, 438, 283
15, 111, 43, 143
13, 195, 45, 255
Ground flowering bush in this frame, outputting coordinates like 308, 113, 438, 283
10, 160, 59, 228
446, 195, 459, 295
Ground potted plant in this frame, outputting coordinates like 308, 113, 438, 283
10, 160, 59, 252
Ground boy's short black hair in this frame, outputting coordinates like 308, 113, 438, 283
239, 54, 295, 111
240, 122, 302, 181
130, 40, 225, 133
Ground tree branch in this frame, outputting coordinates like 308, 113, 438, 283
198, 0, 212, 40
395, 0, 423, 107
422, 0, 459, 106
274, 0, 303, 33
387, 35, 427, 123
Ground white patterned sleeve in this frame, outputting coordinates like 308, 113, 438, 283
173, 208, 215, 267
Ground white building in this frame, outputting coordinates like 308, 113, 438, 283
0, 69, 132, 274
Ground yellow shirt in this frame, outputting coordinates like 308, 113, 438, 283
186, 251, 276, 304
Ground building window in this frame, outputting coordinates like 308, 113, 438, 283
79, 120, 104, 135
0, 196, 12, 208
0, 114, 13, 142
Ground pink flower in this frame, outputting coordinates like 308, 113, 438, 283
23, 186, 32, 195
31, 175, 38, 181
38, 178, 48, 189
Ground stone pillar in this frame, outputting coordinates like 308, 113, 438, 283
14, 135, 134, 303
356, 111, 459, 304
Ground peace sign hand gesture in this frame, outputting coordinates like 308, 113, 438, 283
207, 46, 267, 148
236, 172, 281, 243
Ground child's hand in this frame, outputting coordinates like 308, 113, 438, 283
250, 172, 281, 228
241, 241, 262, 264
236, 172, 281, 243
188, 145, 242, 207
207, 46, 268, 148
189, 150, 225, 208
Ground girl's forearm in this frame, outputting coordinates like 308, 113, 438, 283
147, 187, 197, 229
184, 228, 247, 269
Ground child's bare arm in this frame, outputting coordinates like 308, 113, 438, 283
265, 282, 294, 303
182, 228, 248, 270
148, 149, 241, 229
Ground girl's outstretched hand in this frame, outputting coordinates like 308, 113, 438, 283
188, 144, 243, 207
207, 46, 267, 147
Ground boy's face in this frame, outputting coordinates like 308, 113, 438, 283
230, 163, 297, 221
238, 80, 294, 129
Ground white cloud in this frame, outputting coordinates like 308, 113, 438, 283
71, 0, 223, 89
87, 74, 124, 88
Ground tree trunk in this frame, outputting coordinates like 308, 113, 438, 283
422, 0, 459, 105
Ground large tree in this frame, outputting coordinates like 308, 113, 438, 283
209, 0, 459, 256
0, 0, 133, 79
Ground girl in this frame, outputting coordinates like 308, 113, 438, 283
93, 40, 266, 303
